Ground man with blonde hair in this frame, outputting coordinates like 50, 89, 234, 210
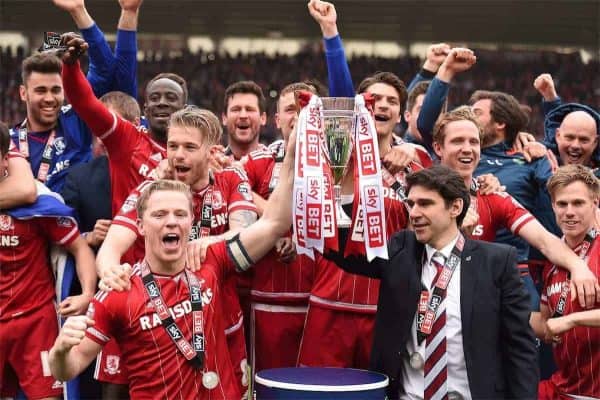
97, 106, 258, 395
530, 164, 600, 399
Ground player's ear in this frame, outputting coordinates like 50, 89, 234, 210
137, 218, 145, 237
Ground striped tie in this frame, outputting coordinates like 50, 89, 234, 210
424, 254, 448, 400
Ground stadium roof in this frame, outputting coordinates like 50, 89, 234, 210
1, 0, 598, 49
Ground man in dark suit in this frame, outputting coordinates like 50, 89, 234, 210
327, 165, 538, 399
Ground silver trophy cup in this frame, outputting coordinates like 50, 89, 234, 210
321, 97, 355, 228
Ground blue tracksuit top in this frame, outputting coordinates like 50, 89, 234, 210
476, 141, 560, 263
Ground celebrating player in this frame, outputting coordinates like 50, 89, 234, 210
49, 128, 298, 399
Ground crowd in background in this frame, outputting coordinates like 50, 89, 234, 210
2, 44, 599, 143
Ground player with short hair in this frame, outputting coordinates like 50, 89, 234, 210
530, 164, 600, 399
221, 80, 267, 162
49, 132, 298, 399
11, 52, 94, 193
96, 106, 258, 394
433, 107, 599, 306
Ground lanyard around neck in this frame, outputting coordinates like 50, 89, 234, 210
18, 119, 57, 183
141, 261, 205, 369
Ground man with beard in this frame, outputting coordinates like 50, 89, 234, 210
324, 165, 538, 400
222, 81, 267, 162
96, 107, 258, 396
469, 90, 569, 298
10, 52, 93, 193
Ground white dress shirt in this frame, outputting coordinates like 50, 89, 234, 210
400, 234, 472, 400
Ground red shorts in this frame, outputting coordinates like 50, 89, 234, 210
226, 315, 248, 396
0, 302, 63, 399
250, 302, 307, 372
298, 303, 374, 369
94, 338, 128, 384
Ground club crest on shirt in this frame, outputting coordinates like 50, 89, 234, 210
121, 194, 139, 214
57, 217, 73, 227
104, 355, 121, 375
53, 137, 66, 156
237, 182, 253, 201
0, 215, 14, 231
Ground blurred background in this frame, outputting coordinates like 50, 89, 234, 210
1, 0, 599, 142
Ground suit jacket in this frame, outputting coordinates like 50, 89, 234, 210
327, 230, 538, 399
60, 155, 111, 234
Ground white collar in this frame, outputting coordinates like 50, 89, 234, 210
425, 234, 460, 265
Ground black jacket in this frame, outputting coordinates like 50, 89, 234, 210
327, 230, 539, 399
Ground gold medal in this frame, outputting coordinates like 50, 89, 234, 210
202, 371, 219, 389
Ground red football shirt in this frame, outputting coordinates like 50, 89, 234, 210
244, 144, 315, 304
310, 176, 410, 313
63, 62, 167, 217
0, 215, 78, 320
470, 190, 535, 242
541, 236, 600, 398
113, 168, 257, 263
113, 168, 257, 329
86, 242, 240, 400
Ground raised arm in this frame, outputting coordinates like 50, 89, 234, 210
308, 0, 354, 97
61, 36, 117, 136
114, 0, 142, 97
533, 73, 561, 116
417, 47, 476, 151
407, 43, 450, 91
53, 0, 117, 97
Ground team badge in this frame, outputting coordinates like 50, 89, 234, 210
121, 195, 138, 213
0, 215, 14, 231
105, 355, 121, 375
57, 217, 73, 227
53, 137, 66, 156
237, 182, 253, 201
